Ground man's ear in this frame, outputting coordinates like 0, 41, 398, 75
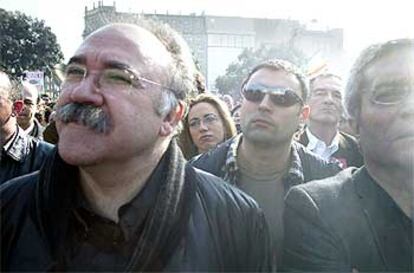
300, 104, 310, 123
159, 101, 186, 137
13, 100, 24, 115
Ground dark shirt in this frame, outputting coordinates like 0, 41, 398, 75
63, 154, 166, 271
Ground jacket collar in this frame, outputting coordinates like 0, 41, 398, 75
5, 125, 31, 162
353, 167, 413, 270
222, 134, 305, 189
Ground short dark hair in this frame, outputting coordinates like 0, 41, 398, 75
345, 39, 414, 120
241, 59, 309, 102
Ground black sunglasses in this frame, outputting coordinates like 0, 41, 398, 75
242, 83, 304, 107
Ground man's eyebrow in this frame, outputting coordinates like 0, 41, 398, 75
374, 78, 412, 88
103, 60, 134, 71
67, 58, 134, 72
67, 56, 86, 65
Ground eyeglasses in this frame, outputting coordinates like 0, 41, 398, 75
242, 83, 304, 107
189, 113, 220, 129
62, 63, 177, 93
370, 84, 414, 106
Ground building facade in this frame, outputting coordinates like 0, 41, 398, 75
84, 2, 344, 91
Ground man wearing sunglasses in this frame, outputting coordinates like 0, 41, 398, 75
283, 39, 413, 271
191, 59, 340, 264
295, 73, 363, 169
0, 70, 53, 184
1, 22, 272, 271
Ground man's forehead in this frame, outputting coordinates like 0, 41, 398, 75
312, 76, 342, 88
364, 48, 414, 86
249, 68, 300, 87
73, 24, 173, 69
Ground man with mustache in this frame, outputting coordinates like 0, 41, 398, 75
295, 73, 363, 168
191, 59, 340, 264
1, 22, 272, 271
283, 39, 413, 271
0, 70, 53, 184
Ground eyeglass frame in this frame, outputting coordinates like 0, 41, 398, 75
62, 59, 178, 94
368, 83, 414, 106
188, 113, 221, 130
241, 83, 304, 107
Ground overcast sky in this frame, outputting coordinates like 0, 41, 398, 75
2, 0, 413, 69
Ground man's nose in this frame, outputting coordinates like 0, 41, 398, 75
68, 75, 104, 106
323, 92, 335, 104
258, 94, 273, 111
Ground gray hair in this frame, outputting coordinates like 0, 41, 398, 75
345, 38, 414, 120
0, 70, 19, 102
241, 59, 309, 102
96, 19, 199, 118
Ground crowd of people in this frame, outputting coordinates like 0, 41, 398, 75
0, 18, 412, 272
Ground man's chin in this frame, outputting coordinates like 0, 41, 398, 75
57, 140, 102, 167
310, 116, 338, 126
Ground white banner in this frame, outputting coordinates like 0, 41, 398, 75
25, 71, 44, 93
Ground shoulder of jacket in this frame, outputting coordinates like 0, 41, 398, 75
189, 138, 232, 167
0, 171, 39, 209
287, 167, 358, 205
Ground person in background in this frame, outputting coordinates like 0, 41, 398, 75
0, 70, 53, 184
16, 81, 44, 140
179, 93, 237, 159
222, 94, 234, 111
231, 104, 242, 133
283, 38, 413, 272
295, 73, 363, 168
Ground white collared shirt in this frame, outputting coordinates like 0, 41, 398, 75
21, 121, 35, 136
306, 127, 339, 161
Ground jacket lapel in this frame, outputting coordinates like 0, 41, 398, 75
353, 168, 412, 270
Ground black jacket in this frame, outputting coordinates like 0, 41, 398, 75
0, 126, 53, 184
1, 147, 273, 272
283, 167, 413, 272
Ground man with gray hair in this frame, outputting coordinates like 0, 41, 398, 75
283, 39, 413, 271
295, 73, 363, 168
0, 70, 53, 184
1, 22, 272, 271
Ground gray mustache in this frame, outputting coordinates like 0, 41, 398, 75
55, 103, 111, 134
